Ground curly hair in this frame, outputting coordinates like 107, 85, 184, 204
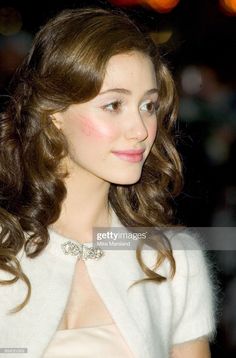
0, 7, 183, 314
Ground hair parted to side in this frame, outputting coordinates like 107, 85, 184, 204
0, 7, 183, 314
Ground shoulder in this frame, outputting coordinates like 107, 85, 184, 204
168, 228, 211, 275
165, 228, 220, 345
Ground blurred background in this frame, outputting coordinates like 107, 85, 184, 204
0, 0, 235, 356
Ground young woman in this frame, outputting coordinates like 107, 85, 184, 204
0, 7, 218, 358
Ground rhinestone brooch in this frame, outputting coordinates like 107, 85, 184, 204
61, 241, 104, 261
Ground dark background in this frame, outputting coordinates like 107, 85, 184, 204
0, 0, 236, 356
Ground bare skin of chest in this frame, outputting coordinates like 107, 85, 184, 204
58, 259, 114, 329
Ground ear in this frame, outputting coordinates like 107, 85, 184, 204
50, 112, 63, 131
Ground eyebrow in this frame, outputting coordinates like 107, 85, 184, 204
98, 88, 158, 96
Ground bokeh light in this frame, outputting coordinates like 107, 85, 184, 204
149, 30, 173, 44
220, 0, 236, 15
0, 7, 22, 36
146, 0, 180, 13
180, 66, 203, 96
109, 0, 179, 12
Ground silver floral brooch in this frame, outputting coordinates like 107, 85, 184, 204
61, 241, 104, 261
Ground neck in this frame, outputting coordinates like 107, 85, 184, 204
50, 161, 112, 243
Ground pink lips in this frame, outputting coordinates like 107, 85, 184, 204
111, 148, 145, 163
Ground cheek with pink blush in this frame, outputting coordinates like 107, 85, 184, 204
78, 114, 118, 140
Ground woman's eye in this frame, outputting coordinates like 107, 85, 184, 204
140, 101, 159, 114
102, 100, 123, 113
101, 100, 159, 115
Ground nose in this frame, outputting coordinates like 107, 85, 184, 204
124, 111, 148, 142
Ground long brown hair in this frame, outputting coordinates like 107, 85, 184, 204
0, 7, 182, 313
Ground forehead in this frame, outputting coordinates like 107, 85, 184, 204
101, 51, 157, 90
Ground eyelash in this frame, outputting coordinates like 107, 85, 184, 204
102, 100, 159, 115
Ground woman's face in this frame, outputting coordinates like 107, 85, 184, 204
53, 51, 158, 185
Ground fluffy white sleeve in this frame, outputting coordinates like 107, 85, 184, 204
168, 229, 220, 346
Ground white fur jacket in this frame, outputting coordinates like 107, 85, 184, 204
0, 208, 217, 357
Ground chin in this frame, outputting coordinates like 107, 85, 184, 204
109, 174, 142, 186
